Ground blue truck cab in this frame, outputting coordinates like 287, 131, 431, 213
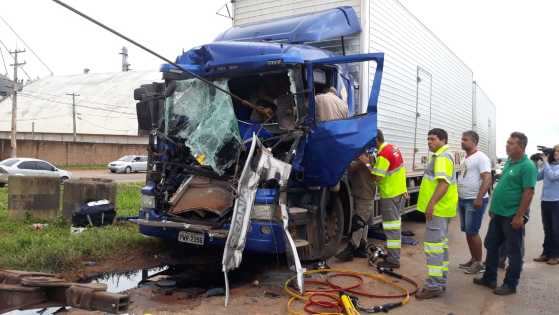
133, 6, 384, 260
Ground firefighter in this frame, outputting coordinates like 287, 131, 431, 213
368, 129, 408, 269
415, 128, 458, 300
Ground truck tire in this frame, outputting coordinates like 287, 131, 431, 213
321, 192, 345, 258
297, 190, 345, 261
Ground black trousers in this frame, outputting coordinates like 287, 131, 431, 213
541, 201, 559, 258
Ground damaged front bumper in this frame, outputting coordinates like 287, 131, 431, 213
134, 208, 287, 254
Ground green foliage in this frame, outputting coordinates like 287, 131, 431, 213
0, 184, 161, 272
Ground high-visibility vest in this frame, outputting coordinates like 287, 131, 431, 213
371, 143, 407, 198
417, 145, 458, 217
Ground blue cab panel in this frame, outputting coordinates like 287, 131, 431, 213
214, 6, 361, 44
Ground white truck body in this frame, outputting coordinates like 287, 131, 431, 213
473, 81, 498, 167
231, 0, 496, 178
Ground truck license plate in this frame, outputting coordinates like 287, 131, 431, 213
178, 231, 204, 245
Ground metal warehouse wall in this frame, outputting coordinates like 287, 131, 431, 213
473, 82, 497, 166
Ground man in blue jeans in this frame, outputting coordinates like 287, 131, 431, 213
474, 132, 537, 295
457, 131, 493, 274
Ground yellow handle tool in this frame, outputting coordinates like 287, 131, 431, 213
340, 294, 360, 315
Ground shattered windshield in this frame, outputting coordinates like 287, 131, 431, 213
165, 79, 242, 175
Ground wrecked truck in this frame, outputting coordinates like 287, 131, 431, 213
132, 7, 384, 262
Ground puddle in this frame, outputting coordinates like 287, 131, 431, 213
3, 255, 292, 314
89, 266, 168, 293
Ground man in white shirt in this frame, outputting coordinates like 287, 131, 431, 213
315, 87, 349, 122
457, 130, 493, 274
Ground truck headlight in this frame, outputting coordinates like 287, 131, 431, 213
141, 194, 155, 209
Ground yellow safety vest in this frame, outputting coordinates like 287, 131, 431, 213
371, 143, 407, 199
416, 145, 458, 217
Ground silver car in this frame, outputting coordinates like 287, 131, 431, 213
0, 158, 72, 186
107, 155, 148, 173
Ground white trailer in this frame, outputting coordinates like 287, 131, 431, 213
231, 0, 496, 174
473, 81, 497, 167
230, 0, 496, 221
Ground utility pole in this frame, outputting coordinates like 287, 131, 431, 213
66, 92, 79, 142
9, 48, 25, 158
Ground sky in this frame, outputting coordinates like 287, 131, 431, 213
1, 0, 557, 156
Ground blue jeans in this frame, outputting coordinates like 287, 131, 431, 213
483, 215, 525, 289
541, 201, 559, 258
458, 198, 488, 236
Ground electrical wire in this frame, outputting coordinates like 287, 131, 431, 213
18, 92, 137, 116
22, 90, 134, 110
0, 38, 32, 80
0, 14, 54, 76
0, 47, 8, 75
50, 0, 271, 118
79, 117, 134, 132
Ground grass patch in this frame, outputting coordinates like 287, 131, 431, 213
0, 184, 161, 272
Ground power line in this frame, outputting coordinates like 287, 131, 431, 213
22, 90, 131, 110
18, 92, 137, 116
80, 117, 134, 132
0, 38, 31, 80
0, 113, 68, 122
0, 47, 7, 75
0, 15, 54, 76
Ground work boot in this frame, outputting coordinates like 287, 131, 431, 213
473, 277, 497, 289
546, 258, 559, 265
459, 259, 474, 270
354, 243, 368, 258
494, 284, 516, 296
415, 287, 444, 300
534, 255, 549, 262
336, 244, 355, 262
376, 260, 400, 269
464, 261, 485, 275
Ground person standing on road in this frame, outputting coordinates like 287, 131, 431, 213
457, 131, 493, 274
366, 129, 408, 269
534, 145, 559, 265
415, 128, 458, 300
474, 132, 537, 295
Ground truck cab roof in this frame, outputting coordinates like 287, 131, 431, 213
160, 41, 338, 77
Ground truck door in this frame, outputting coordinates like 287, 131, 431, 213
412, 67, 432, 170
298, 53, 384, 187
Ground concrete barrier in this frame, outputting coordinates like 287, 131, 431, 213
7, 176, 61, 220
62, 178, 117, 221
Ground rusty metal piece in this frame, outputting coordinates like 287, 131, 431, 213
0, 269, 129, 314
170, 176, 234, 216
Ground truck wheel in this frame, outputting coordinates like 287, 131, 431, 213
321, 192, 345, 258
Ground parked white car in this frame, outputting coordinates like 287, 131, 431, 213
0, 158, 72, 186
107, 155, 147, 173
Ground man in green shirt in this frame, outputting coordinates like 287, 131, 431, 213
474, 132, 537, 295
415, 128, 458, 300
